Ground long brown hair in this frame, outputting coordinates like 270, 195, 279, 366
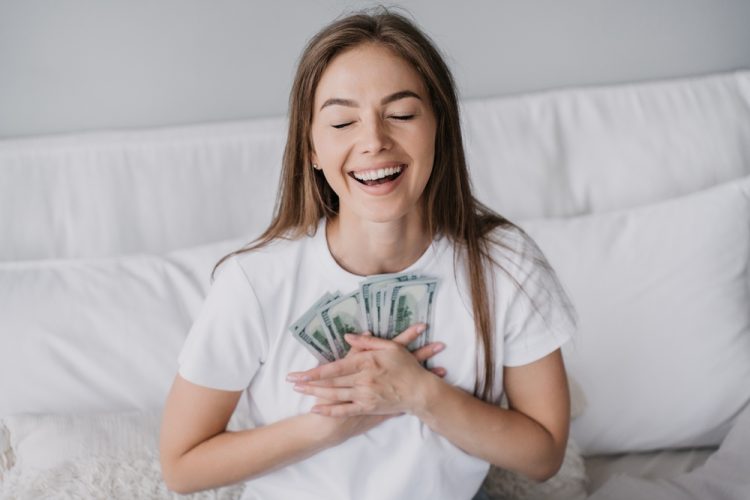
213, 7, 569, 402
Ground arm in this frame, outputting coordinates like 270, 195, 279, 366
415, 349, 570, 481
290, 337, 569, 481
160, 325, 445, 494
159, 375, 344, 494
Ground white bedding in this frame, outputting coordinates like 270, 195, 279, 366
588, 403, 750, 499
585, 447, 715, 495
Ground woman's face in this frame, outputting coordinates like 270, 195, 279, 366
310, 42, 437, 224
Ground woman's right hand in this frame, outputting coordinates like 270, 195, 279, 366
312, 323, 446, 445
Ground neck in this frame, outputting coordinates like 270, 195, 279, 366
325, 209, 432, 276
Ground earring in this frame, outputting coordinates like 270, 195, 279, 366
312, 163, 321, 170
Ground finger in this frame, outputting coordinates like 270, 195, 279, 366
293, 384, 355, 402
287, 358, 356, 382
344, 331, 372, 356
391, 323, 427, 347
310, 402, 363, 417
384, 412, 407, 420
411, 341, 445, 363
343, 333, 395, 351
430, 366, 447, 377
305, 374, 358, 388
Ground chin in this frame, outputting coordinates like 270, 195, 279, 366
356, 206, 417, 225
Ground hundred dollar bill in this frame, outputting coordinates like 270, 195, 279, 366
291, 323, 336, 364
289, 292, 340, 338
359, 273, 418, 335
289, 292, 340, 360
384, 278, 438, 351
373, 278, 420, 336
318, 290, 366, 359
378, 277, 423, 337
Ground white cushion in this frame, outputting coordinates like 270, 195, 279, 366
464, 70, 750, 220
0, 119, 284, 261
520, 176, 750, 454
0, 238, 245, 417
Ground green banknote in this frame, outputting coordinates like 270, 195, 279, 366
289, 274, 439, 364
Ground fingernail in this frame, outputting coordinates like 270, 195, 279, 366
362, 331, 372, 336
293, 385, 306, 392
344, 333, 355, 340
432, 343, 445, 353
416, 324, 426, 334
286, 374, 310, 382
310, 407, 321, 414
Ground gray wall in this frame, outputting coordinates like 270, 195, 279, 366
1, 0, 749, 138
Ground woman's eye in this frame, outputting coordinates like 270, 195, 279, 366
390, 115, 415, 121
332, 122, 354, 129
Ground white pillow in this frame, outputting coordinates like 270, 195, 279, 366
0, 237, 246, 417
0, 118, 284, 260
464, 71, 750, 220
520, 176, 750, 454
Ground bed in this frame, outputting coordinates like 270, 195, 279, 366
1, 69, 749, 499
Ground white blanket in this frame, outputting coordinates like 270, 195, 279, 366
588, 404, 750, 500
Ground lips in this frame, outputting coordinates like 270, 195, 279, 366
348, 164, 407, 186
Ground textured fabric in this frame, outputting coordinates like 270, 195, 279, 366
0, 410, 247, 500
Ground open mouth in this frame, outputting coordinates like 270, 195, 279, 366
348, 164, 406, 186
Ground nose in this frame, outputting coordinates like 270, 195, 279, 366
358, 115, 391, 154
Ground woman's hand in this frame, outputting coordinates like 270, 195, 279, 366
287, 323, 446, 419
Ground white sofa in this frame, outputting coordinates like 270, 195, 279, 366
1, 70, 749, 499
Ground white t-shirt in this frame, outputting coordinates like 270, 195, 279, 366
177, 218, 575, 500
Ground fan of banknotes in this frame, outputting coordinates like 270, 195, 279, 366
289, 273, 439, 364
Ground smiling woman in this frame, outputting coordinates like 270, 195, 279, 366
311, 42, 437, 235
159, 7, 577, 500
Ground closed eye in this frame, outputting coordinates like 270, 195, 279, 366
332, 122, 354, 129
390, 115, 414, 121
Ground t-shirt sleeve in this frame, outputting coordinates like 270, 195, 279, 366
496, 228, 577, 367
177, 255, 269, 391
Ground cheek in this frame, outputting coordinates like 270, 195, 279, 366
313, 131, 349, 165
412, 127, 437, 169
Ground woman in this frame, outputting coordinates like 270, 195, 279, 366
160, 8, 577, 499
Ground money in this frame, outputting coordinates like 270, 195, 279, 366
289, 292, 340, 363
384, 279, 438, 350
318, 291, 365, 359
289, 274, 439, 364
359, 273, 418, 334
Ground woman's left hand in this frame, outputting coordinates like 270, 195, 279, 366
287, 325, 445, 417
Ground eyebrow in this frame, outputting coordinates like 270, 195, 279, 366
319, 90, 422, 111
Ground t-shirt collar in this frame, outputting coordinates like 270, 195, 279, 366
312, 217, 445, 282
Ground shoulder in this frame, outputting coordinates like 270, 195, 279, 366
484, 223, 548, 281
212, 231, 319, 297
222, 233, 311, 273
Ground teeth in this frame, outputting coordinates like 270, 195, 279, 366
353, 165, 403, 181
